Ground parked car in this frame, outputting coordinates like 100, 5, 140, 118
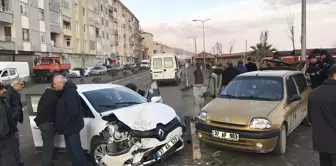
196, 70, 312, 155
90, 66, 107, 75
124, 64, 131, 70
140, 60, 150, 68
70, 67, 92, 77
0, 62, 30, 83
0, 68, 19, 84
111, 64, 123, 71
26, 81, 184, 166
151, 53, 181, 85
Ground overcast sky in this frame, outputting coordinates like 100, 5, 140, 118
123, 0, 336, 53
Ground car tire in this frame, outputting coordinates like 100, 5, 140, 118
274, 124, 287, 155
302, 115, 312, 126
90, 136, 108, 166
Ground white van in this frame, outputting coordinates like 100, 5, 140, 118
0, 62, 30, 83
151, 53, 181, 85
140, 60, 150, 68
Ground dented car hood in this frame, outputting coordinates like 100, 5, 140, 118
101, 103, 178, 131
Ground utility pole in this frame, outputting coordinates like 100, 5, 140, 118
301, 0, 306, 62
245, 40, 247, 59
193, 19, 210, 69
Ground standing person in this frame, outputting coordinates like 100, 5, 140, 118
53, 75, 88, 166
320, 50, 336, 82
6, 78, 24, 166
125, 83, 146, 97
194, 63, 204, 84
0, 82, 20, 166
34, 85, 59, 166
79, 68, 85, 84
245, 57, 258, 72
306, 55, 324, 89
212, 63, 224, 76
235, 59, 247, 74
222, 61, 240, 87
308, 64, 336, 166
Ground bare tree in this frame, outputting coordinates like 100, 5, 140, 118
285, 13, 296, 60
229, 40, 235, 56
215, 42, 223, 55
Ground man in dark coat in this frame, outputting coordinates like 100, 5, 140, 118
308, 64, 336, 166
194, 63, 204, 84
320, 50, 336, 82
34, 85, 59, 166
306, 54, 324, 89
0, 82, 20, 166
245, 57, 258, 72
53, 75, 87, 166
222, 61, 240, 87
125, 83, 145, 97
5, 78, 24, 165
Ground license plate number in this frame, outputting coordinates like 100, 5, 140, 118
156, 136, 179, 158
211, 130, 239, 141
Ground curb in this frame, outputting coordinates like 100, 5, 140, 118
108, 71, 150, 84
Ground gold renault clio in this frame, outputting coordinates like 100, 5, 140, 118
196, 70, 312, 155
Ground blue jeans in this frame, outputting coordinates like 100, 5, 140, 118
64, 134, 88, 166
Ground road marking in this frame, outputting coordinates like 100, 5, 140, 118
143, 80, 151, 85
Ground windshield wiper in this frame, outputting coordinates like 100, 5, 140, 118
114, 102, 142, 105
219, 94, 239, 99
238, 96, 275, 101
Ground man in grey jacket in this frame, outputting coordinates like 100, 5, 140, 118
0, 82, 20, 165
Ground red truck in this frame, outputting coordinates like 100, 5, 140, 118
32, 56, 71, 82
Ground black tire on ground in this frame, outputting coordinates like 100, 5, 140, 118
302, 115, 312, 126
90, 136, 108, 166
174, 79, 179, 86
274, 123, 287, 155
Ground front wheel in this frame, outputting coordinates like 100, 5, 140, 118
274, 124, 287, 155
90, 137, 108, 166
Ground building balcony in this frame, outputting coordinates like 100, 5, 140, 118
50, 23, 61, 33
51, 46, 62, 53
0, 5, 13, 24
0, 37, 14, 50
63, 47, 73, 53
63, 28, 72, 36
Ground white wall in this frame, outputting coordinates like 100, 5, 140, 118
41, 44, 47, 52
0, 26, 5, 41
21, 16, 29, 29
38, 0, 44, 9
39, 21, 45, 32
23, 42, 31, 51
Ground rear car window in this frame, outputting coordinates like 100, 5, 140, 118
164, 57, 174, 68
153, 58, 162, 69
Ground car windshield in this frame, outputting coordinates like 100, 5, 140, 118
141, 62, 149, 64
219, 76, 283, 101
83, 87, 147, 113
72, 68, 81, 71
92, 67, 101, 70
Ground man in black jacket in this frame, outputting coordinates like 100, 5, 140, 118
53, 75, 87, 166
306, 55, 324, 89
222, 61, 240, 87
320, 50, 335, 82
0, 82, 20, 166
308, 64, 336, 166
34, 85, 59, 166
245, 57, 258, 72
125, 83, 145, 97
6, 78, 24, 165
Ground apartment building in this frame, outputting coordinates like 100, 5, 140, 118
111, 0, 143, 65
153, 41, 174, 55
0, 0, 63, 70
141, 32, 154, 60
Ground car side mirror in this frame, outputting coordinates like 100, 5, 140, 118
203, 92, 215, 98
288, 94, 301, 103
150, 96, 162, 103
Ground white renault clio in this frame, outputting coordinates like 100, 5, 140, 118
26, 81, 184, 166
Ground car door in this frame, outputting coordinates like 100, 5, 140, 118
163, 57, 175, 80
0, 70, 10, 83
8, 69, 18, 79
78, 94, 94, 150
292, 74, 310, 122
151, 57, 164, 80
285, 77, 302, 133
145, 80, 163, 103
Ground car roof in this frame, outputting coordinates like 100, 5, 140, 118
77, 84, 124, 93
238, 70, 303, 78
151, 53, 177, 58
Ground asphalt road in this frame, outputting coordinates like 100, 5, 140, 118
16, 67, 318, 166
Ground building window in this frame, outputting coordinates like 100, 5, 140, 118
20, 2, 28, 16
62, 0, 70, 12
40, 33, 46, 43
22, 29, 29, 41
83, 25, 86, 32
63, 20, 71, 30
75, 3, 78, 13
101, 5, 103, 11
90, 40, 95, 50
102, 32, 104, 38
106, 20, 108, 26
38, 9, 44, 20
89, 25, 94, 35
107, 33, 109, 40
84, 40, 87, 48
102, 18, 104, 25
76, 21, 79, 31
66, 38, 71, 47
77, 39, 80, 49
83, 8, 85, 16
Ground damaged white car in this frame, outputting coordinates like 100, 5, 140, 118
26, 81, 185, 166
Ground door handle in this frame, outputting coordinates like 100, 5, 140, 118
33, 126, 39, 130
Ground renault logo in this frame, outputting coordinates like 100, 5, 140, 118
158, 129, 165, 138
224, 117, 229, 122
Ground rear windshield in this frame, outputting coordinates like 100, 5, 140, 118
164, 57, 173, 68
153, 58, 162, 69
141, 62, 149, 64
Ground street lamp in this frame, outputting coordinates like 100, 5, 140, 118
187, 36, 197, 56
192, 19, 210, 55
